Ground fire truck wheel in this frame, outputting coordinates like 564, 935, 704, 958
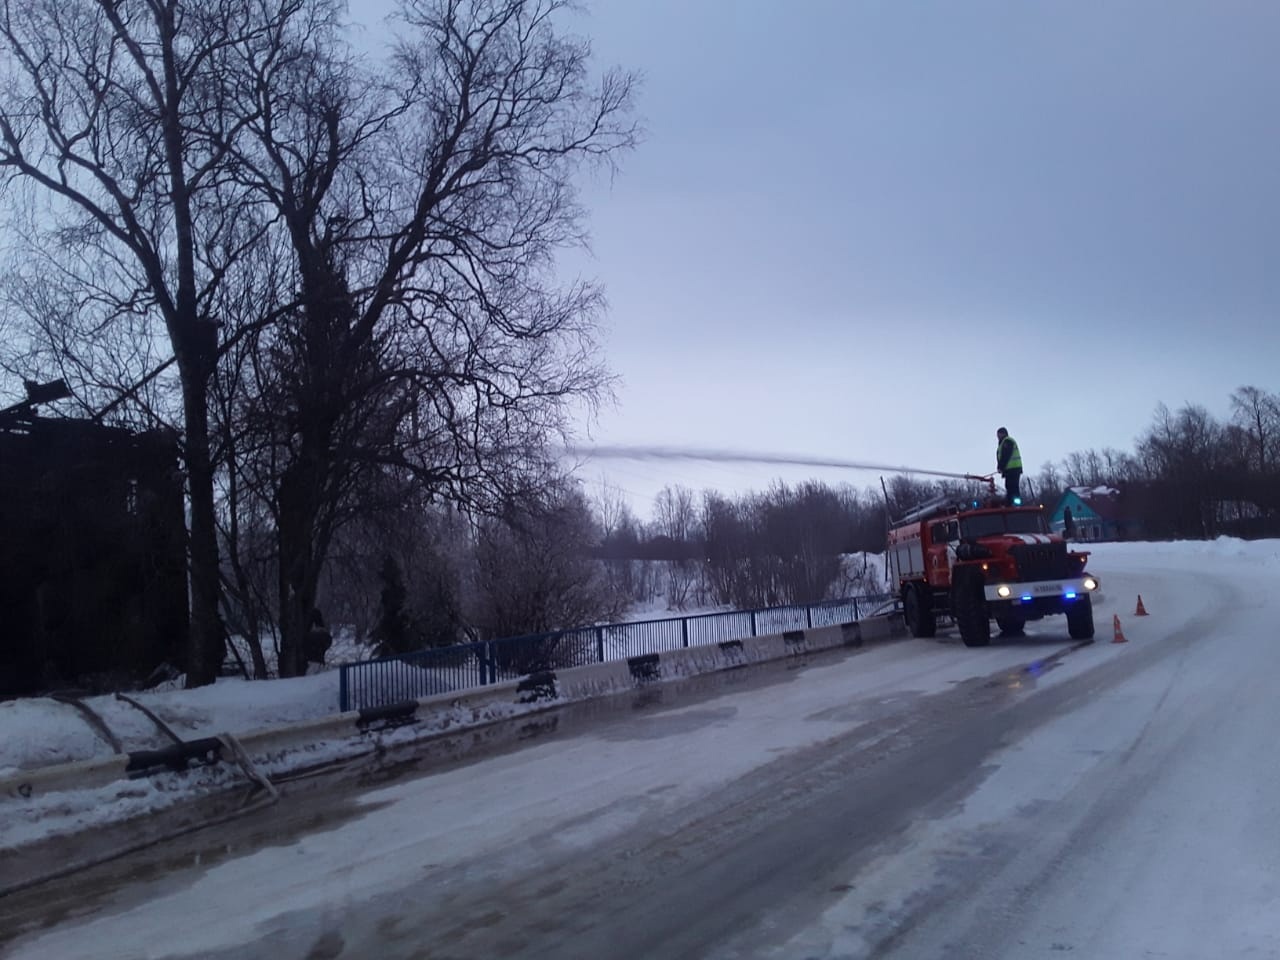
952, 568, 991, 647
904, 584, 937, 638
996, 614, 1026, 637
1066, 594, 1095, 640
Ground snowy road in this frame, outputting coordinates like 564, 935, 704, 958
2, 540, 1279, 959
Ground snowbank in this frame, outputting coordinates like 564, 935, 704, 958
0, 672, 339, 777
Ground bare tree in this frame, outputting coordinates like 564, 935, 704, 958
1231, 386, 1280, 475
701, 489, 746, 606
593, 477, 632, 542
653, 484, 699, 608
323, 490, 471, 649
0, 260, 174, 428
653, 484, 697, 542
1033, 461, 1064, 506
1099, 447, 1135, 484
0, 0, 299, 685
763, 480, 848, 605
594, 477, 644, 602
208, 238, 297, 677
1137, 403, 1229, 536
465, 480, 623, 641
697, 481, 869, 609
883, 474, 942, 519
212, 0, 635, 674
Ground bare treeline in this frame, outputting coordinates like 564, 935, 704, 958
1030, 387, 1280, 539
287, 475, 625, 655
220, 377, 1280, 663
595, 480, 890, 613
295, 476, 891, 659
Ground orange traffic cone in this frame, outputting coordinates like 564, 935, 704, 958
1113, 614, 1128, 644
1135, 595, 1149, 616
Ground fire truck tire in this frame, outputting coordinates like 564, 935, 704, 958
1066, 595, 1095, 640
904, 584, 937, 638
952, 568, 991, 647
995, 614, 1026, 637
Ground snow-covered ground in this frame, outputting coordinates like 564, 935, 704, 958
771, 537, 1280, 959
0, 567, 894, 856
0, 565, 890, 777
0, 672, 341, 778
3, 538, 1278, 960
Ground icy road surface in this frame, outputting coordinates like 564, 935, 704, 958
2, 540, 1278, 959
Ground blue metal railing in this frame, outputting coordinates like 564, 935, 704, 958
338, 593, 896, 712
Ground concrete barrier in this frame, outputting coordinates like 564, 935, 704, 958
0, 613, 905, 811
554, 659, 639, 701
2, 753, 132, 801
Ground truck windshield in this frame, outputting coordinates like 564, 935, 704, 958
961, 512, 1048, 538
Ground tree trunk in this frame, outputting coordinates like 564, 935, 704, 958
277, 447, 330, 678
277, 467, 310, 678
247, 618, 270, 679
183, 371, 225, 687
223, 465, 271, 680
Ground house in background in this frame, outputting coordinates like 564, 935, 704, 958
0, 408, 188, 695
1050, 486, 1143, 542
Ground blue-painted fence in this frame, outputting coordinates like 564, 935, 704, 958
338, 593, 896, 712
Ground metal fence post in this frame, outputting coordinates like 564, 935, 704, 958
750, 610, 757, 636
482, 642, 492, 685
806, 605, 813, 629
682, 618, 689, 648
339, 665, 349, 713
854, 597, 861, 621
596, 626, 605, 662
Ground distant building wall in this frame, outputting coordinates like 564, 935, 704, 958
0, 417, 188, 694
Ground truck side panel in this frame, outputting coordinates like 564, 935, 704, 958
889, 534, 925, 582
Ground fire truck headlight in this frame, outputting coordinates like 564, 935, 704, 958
996, 585, 1011, 598
1082, 577, 1098, 591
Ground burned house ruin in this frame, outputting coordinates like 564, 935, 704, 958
0, 383, 188, 695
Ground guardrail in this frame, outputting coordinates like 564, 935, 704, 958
338, 593, 897, 712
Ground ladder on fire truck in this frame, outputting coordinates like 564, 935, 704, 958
883, 474, 997, 528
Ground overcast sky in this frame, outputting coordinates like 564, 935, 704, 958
363, 1, 1280, 515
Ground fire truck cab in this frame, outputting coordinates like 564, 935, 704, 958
887, 494, 1098, 646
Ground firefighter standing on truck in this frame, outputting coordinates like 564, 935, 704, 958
996, 427, 1022, 505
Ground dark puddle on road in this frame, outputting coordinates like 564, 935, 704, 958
983, 638, 1095, 690
0, 788, 396, 945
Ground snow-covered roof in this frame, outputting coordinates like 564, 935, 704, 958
1063, 485, 1125, 522
1070, 485, 1121, 498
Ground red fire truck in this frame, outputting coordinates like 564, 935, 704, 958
886, 489, 1098, 646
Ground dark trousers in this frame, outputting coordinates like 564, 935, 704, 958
1003, 469, 1022, 505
